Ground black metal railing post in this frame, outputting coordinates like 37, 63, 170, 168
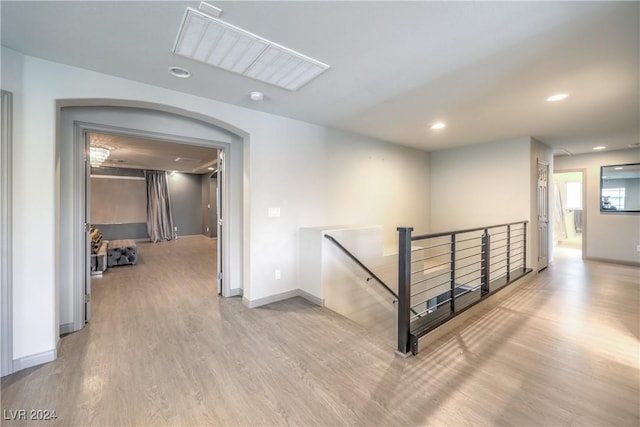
450, 234, 456, 314
481, 229, 490, 295
397, 227, 413, 355
506, 225, 511, 282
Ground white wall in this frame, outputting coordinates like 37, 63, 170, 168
1, 47, 431, 365
430, 137, 553, 271
324, 128, 430, 246
1, 48, 23, 376
555, 148, 640, 264
430, 137, 532, 230
2, 48, 58, 362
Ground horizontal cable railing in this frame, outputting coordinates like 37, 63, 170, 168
397, 221, 531, 355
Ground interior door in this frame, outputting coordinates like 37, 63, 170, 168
216, 150, 224, 295
84, 132, 92, 322
537, 159, 549, 271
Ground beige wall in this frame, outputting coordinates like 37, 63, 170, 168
554, 148, 640, 264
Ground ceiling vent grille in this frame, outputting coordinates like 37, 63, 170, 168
172, 8, 330, 91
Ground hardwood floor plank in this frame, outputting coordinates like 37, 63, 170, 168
1, 240, 638, 426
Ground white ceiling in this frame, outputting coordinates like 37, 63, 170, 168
89, 132, 218, 174
2, 1, 638, 155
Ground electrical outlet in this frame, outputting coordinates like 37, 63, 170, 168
206, 227, 209, 232
275, 269, 281, 280
637, 245, 640, 252
174, 226, 178, 231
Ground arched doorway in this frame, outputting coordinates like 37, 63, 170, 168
57, 101, 249, 333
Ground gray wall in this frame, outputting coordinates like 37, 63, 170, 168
168, 172, 203, 237
93, 223, 147, 240
91, 168, 206, 239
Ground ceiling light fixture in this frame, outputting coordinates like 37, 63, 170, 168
249, 91, 264, 101
207, 167, 215, 170
593, 146, 606, 150
172, 7, 330, 91
614, 167, 623, 170
547, 93, 569, 102
169, 66, 191, 78
431, 122, 446, 130
90, 146, 111, 168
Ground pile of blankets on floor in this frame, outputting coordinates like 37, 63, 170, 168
107, 239, 138, 267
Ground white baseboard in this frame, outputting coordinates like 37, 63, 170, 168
228, 287, 242, 297
13, 349, 57, 373
586, 256, 640, 267
298, 289, 324, 306
243, 289, 299, 308
243, 289, 323, 308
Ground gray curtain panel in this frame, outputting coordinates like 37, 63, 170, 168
144, 170, 177, 243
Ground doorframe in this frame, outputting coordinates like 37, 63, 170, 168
1, 90, 13, 376
56, 99, 250, 335
71, 121, 233, 331
552, 168, 587, 260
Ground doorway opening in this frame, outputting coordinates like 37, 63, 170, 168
553, 171, 584, 260
58, 104, 245, 336
85, 130, 224, 324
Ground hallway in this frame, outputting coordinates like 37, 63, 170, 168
1, 237, 638, 426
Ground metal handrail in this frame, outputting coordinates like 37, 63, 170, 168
411, 221, 527, 241
323, 234, 419, 316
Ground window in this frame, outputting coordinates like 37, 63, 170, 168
565, 182, 582, 210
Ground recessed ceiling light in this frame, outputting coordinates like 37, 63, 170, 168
169, 66, 191, 78
547, 93, 569, 102
593, 146, 606, 150
431, 122, 446, 130
249, 91, 264, 101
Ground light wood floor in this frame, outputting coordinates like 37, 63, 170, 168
2, 239, 638, 426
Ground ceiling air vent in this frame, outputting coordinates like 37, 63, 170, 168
172, 8, 330, 91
